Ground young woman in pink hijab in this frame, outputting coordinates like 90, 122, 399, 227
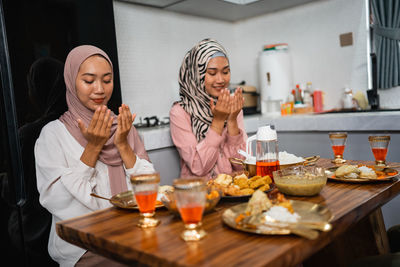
34, 45, 154, 267
170, 39, 247, 180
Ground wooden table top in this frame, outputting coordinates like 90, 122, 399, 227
56, 158, 400, 267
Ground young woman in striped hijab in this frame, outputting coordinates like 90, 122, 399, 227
170, 38, 247, 179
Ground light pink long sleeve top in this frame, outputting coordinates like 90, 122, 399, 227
169, 103, 247, 180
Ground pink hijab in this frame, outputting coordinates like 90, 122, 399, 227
59, 45, 150, 195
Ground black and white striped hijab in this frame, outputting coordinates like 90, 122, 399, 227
178, 38, 229, 142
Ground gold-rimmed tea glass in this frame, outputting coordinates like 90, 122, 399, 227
369, 135, 390, 166
173, 178, 207, 241
329, 132, 347, 164
130, 173, 161, 228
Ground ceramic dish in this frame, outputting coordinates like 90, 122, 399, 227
222, 200, 333, 236
325, 166, 398, 183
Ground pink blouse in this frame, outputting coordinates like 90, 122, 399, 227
169, 103, 247, 180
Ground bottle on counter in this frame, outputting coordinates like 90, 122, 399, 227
294, 84, 303, 104
342, 87, 355, 109
313, 89, 324, 112
303, 82, 313, 108
288, 91, 295, 111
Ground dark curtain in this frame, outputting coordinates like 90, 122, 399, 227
371, 0, 400, 89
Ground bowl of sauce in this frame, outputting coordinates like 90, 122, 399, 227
273, 166, 327, 196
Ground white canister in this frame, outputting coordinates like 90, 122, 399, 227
258, 44, 293, 115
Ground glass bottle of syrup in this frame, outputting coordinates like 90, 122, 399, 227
256, 125, 280, 182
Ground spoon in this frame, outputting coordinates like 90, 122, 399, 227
374, 164, 400, 171
262, 213, 332, 232
242, 213, 320, 240
90, 192, 111, 201
91, 192, 137, 207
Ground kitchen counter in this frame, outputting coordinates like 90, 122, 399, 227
138, 111, 400, 151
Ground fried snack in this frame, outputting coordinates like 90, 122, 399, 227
249, 175, 262, 182
257, 184, 270, 192
234, 177, 249, 189
207, 190, 220, 200
249, 177, 268, 189
262, 175, 273, 184
234, 173, 248, 180
239, 188, 255, 196
245, 190, 272, 216
359, 171, 377, 179
159, 185, 174, 194
225, 185, 242, 196
335, 165, 360, 178
214, 173, 233, 186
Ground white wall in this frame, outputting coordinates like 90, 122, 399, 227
113, 0, 369, 117
113, 2, 235, 119
232, 0, 368, 110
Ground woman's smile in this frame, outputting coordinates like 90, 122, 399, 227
92, 98, 105, 104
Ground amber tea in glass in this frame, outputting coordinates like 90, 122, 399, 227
130, 173, 161, 228
174, 178, 207, 241
369, 135, 390, 166
329, 132, 347, 164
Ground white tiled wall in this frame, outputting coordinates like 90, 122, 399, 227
231, 0, 368, 110
113, 2, 235, 119
113, 0, 398, 118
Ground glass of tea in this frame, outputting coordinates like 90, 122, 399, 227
329, 132, 347, 164
173, 178, 207, 241
130, 173, 161, 228
369, 135, 390, 166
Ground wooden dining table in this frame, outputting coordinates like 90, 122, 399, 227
56, 158, 400, 267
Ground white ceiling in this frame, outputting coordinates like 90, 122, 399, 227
117, 0, 324, 22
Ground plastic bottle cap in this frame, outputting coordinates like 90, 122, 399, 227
257, 125, 277, 141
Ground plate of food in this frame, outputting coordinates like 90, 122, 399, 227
207, 171, 274, 201
91, 186, 171, 210
222, 190, 333, 239
325, 164, 399, 183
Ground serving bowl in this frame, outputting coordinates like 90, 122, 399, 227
230, 156, 320, 177
273, 165, 327, 196
160, 186, 222, 216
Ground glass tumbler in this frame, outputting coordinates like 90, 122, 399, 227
173, 178, 207, 241
369, 135, 390, 166
130, 173, 161, 228
329, 132, 347, 164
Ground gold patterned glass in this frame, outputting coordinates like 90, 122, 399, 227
174, 178, 207, 241
329, 132, 347, 164
369, 135, 390, 166
130, 173, 161, 228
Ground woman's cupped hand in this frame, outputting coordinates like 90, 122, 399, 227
114, 104, 136, 149
228, 87, 244, 121
210, 87, 244, 122
78, 105, 113, 150
210, 88, 231, 121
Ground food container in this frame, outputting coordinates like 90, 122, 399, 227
229, 157, 257, 177
160, 186, 221, 216
273, 165, 327, 196
229, 155, 319, 177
